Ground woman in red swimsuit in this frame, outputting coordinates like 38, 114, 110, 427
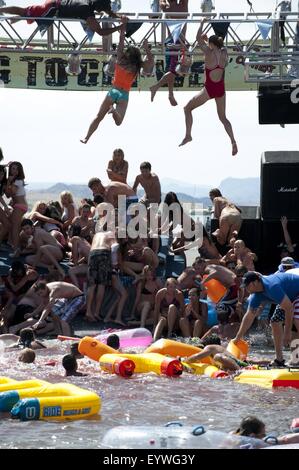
179, 18, 238, 156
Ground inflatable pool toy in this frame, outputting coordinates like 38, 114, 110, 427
145, 339, 213, 365
0, 377, 101, 421
114, 353, 183, 377
182, 362, 228, 378
234, 368, 299, 389
226, 340, 249, 360
95, 328, 153, 349
99, 353, 183, 377
78, 336, 117, 361
58, 328, 153, 349
202, 276, 227, 304
99, 354, 135, 378
102, 423, 268, 449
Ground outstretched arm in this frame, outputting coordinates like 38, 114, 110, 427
196, 18, 209, 53
117, 23, 127, 60
281, 216, 294, 253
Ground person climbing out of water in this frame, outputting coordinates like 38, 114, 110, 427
80, 25, 154, 143
234, 416, 266, 439
180, 333, 248, 371
18, 348, 36, 363
179, 18, 238, 156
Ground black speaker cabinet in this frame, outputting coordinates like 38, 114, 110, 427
261, 151, 299, 221
258, 83, 299, 125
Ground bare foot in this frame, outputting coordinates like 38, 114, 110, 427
150, 86, 157, 102
232, 142, 238, 156
80, 138, 88, 144
168, 95, 178, 106
179, 136, 192, 147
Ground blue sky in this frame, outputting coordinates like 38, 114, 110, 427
0, 0, 298, 188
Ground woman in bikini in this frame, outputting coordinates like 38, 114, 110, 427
179, 18, 238, 156
130, 265, 163, 328
153, 277, 184, 341
81, 25, 153, 143
5, 162, 28, 254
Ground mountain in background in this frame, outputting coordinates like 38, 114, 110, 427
26, 177, 260, 207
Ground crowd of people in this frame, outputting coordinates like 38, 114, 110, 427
0, 144, 299, 369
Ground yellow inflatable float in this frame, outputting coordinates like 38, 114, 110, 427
235, 368, 299, 389
0, 377, 101, 421
100, 353, 183, 377
145, 339, 213, 364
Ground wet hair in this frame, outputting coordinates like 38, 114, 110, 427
21, 218, 34, 228
94, 194, 104, 205
208, 35, 224, 49
235, 416, 265, 437
70, 342, 83, 359
18, 348, 36, 363
62, 354, 77, 372
19, 328, 34, 348
188, 287, 200, 297
164, 191, 180, 206
140, 162, 152, 171
122, 45, 143, 74
88, 177, 101, 189
106, 334, 120, 350
209, 188, 222, 198
113, 148, 124, 159
201, 333, 221, 346
8, 161, 25, 181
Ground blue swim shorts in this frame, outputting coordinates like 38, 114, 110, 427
107, 87, 129, 103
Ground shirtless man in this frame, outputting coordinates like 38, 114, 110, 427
88, 177, 137, 208
221, 239, 256, 271
177, 257, 205, 290
71, 204, 95, 241
133, 161, 161, 206
181, 334, 246, 371
86, 231, 127, 324
106, 148, 128, 184
150, 0, 189, 106
68, 225, 91, 288
202, 263, 239, 310
32, 281, 84, 330
210, 188, 242, 246
20, 219, 65, 279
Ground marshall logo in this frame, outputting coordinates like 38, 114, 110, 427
278, 187, 298, 192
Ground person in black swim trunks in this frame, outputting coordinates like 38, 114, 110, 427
0, 0, 128, 36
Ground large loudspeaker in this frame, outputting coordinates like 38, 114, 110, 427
260, 220, 299, 273
258, 84, 299, 124
261, 151, 299, 220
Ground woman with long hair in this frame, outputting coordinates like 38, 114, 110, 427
81, 26, 153, 143
179, 18, 238, 156
60, 191, 77, 233
5, 161, 27, 252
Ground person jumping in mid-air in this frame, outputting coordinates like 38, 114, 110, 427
80, 28, 153, 144
0, 0, 126, 35
179, 18, 238, 156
